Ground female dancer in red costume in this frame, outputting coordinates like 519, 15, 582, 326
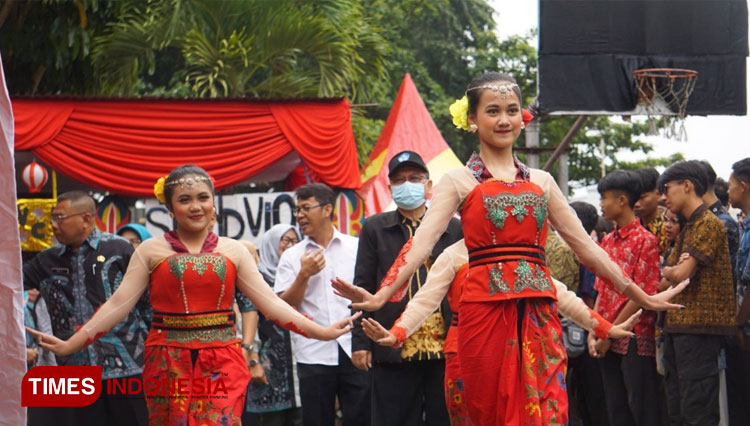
29, 165, 360, 426
359, 239, 641, 426
333, 72, 687, 425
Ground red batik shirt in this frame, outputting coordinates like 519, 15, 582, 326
594, 218, 660, 356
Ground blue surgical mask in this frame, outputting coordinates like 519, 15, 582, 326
391, 181, 426, 210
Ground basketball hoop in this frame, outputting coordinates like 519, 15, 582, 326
633, 68, 698, 141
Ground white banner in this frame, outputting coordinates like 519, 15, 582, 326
144, 192, 297, 245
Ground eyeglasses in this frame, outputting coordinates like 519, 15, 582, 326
293, 204, 327, 216
50, 212, 87, 223
390, 175, 428, 185
280, 236, 299, 245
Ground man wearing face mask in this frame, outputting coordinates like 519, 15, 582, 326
352, 150, 463, 426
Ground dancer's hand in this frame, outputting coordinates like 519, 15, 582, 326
26, 327, 75, 356
315, 311, 362, 341
641, 278, 690, 311
607, 309, 641, 340
331, 278, 386, 311
361, 318, 397, 347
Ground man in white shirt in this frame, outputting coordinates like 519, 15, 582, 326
276, 183, 370, 426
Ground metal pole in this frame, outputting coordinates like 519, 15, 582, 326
542, 115, 587, 172
558, 152, 569, 197
525, 118, 540, 168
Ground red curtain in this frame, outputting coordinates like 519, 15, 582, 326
13, 98, 361, 196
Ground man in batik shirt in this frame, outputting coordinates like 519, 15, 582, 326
635, 167, 670, 256
24, 191, 150, 426
589, 170, 661, 425
659, 161, 736, 426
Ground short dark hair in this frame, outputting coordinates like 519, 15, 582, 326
715, 177, 729, 206
597, 170, 642, 208
570, 201, 599, 235
57, 190, 96, 214
164, 165, 214, 210
732, 158, 750, 183
697, 160, 717, 187
594, 216, 614, 242
466, 72, 522, 115
636, 168, 660, 193
658, 160, 708, 196
296, 183, 336, 207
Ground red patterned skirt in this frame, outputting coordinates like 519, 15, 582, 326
457, 298, 568, 426
142, 344, 251, 426
445, 352, 472, 426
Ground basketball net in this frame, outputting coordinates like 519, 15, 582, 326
633, 68, 698, 141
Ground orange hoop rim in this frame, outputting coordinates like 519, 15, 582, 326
633, 68, 698, 79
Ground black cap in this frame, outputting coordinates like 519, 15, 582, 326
387, 150, 429, 178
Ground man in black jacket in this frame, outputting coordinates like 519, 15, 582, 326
352, 151, 463, 426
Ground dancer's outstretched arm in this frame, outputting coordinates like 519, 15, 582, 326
332, 168, 476, 310
537, 169, 688, 311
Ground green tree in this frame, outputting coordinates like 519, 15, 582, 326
358, 0, 500, 161
0, 0, 118, 94
91, 0, 387, 101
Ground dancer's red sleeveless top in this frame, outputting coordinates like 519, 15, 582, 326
459, 154, 556, 303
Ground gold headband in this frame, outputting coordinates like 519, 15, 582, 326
164, 175, 212, 189
466, 83, 519, 99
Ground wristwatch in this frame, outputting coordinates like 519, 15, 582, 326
249, 359, 259, 367
241, 343, 255, 352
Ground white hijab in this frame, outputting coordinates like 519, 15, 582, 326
257, 223, 298, 285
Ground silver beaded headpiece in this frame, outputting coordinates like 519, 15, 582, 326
466, 83, 519, 99
164, 175, 212, 189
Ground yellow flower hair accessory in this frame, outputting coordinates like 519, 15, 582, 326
449, 95, 470, 131
153, 176, 167, 203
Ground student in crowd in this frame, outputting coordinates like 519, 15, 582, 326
698, 160, 739, 277
635, 167, 670, 256
727, 158, 750, 426
659, 160, 737, 425
589, 170, 661, 426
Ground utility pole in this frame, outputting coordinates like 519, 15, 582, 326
524, 118, 540, 168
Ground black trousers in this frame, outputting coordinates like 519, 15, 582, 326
567, 346, 609, 426
663, 332, 722, 426
598, 338, 660, 426
28, 374, 148, 426
725, 337, 750, 426
370, 359, 450, 426
297, 346, 370, 426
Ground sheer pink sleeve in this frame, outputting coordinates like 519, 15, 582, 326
224, 239, 323, 338
533, 169, 633, 292
379, 169, 475, 301
391, 240, 468, 340
78, 239, 157, 346
553, 277, 612, 340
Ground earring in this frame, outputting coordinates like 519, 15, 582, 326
469, 124, 478, 133
169, 212, 174, 219
521, 122, 526, 129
